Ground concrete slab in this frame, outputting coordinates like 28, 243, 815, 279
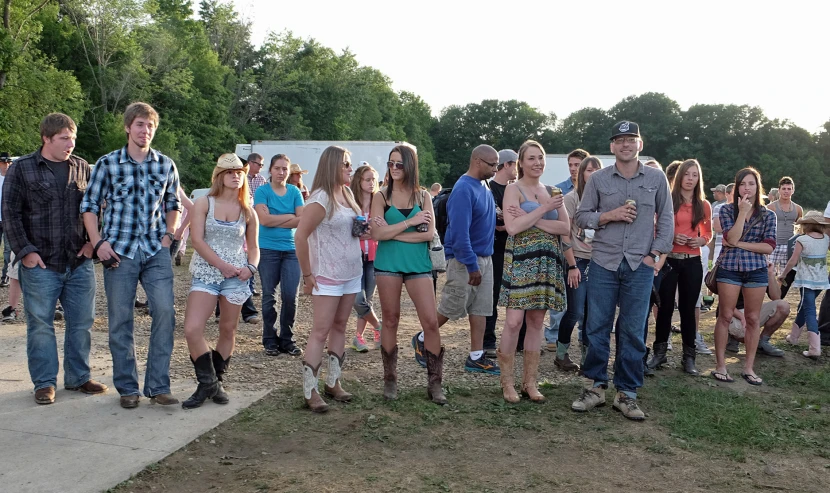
0, 324, 268, 493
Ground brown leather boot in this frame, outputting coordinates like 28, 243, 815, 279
302, 361, 328, 413
425, 347, 448, 405
521, 350, 545, 403
381, 345, 398, 400
324, 351, 352, 402
497, 348, 519, 403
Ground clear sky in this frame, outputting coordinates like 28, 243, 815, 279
230, 0, 829, 133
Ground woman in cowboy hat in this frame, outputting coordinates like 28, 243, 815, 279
287, 163, 310, 200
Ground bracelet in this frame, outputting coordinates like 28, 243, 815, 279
163, 232, 175, 242
93, 239, 107, 258
303, 274, 312, 278
247, 265, 256, 275
404, 220, 409, 229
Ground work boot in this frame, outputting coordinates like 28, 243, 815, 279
554, 342, 580, 372
425, 347, 448, 405
572, 380, 606, 412
211, 350, 230, 404
804, 332, 822, 360
647, 341, 668, 370
381, 345, 398, 400
497, 348, 519, 403
302, 361, 328, 413
182, 352, 219, 409
682, 345, 698, 376
324, 351, 352, 402
521, 350, 545, 403
613, 392, 646, 421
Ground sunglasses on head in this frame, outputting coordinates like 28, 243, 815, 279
387, 161, 404, 170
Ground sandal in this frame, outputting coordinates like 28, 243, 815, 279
711, 371, 734, 383
741, 373, 763, 386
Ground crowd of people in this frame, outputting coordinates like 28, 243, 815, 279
2, 107, 829, 421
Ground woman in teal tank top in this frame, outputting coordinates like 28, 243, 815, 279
371, 144, 446, 405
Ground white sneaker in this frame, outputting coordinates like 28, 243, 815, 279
695, 334, 713, 355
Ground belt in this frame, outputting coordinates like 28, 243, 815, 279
667, 253, 701, 259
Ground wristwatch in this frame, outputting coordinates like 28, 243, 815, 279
567, 265, 578, 271
648, 252, 661, 263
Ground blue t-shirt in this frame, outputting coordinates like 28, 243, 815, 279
254, 184, 304, 251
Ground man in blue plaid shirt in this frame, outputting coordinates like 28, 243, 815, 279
81, 102, 182, 409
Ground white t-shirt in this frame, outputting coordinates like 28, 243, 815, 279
712, 202, 725, 247
824, 201, 830, 219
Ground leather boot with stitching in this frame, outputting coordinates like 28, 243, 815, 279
682, 344, 699, 375
647, 341, 668, 370
324, 351, 352, 402
212, 350, 230, 404
182, 351, 218, 409
521, 350, 545, 403
497, 348, 520, 403
302, 361, 328, 413
381, 345, 398, 400
425, 347, 448, 405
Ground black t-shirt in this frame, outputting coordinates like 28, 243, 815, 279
490, 180, 508, 242
44, 158, 70, 202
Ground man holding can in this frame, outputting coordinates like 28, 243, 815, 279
571, 121, 673, 420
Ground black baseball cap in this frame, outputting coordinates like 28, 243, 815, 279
610, 121, 641, 141
0, 152, 11, 162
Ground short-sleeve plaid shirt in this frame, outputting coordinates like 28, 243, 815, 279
248, 173, 266, 199
718, 204, 777, 272
80, 146, 181, 259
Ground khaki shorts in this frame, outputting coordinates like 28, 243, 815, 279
728, 301, 778, 339
437, 257, 493, 320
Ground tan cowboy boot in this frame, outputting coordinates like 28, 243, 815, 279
302, 361, 328, 413
521, 350, 545, 403
497, 348, 520, 403
381, 345, 398, 400
324, 351, 353, 402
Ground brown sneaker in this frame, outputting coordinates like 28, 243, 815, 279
65, 379, 108, 394
613, 392, 646, 421
35, 387, 56, 405
120, 395, 140, 409
150, 393, 180, 405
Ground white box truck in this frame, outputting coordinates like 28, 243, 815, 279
540, 154, 654, 188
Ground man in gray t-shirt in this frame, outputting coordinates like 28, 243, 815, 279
571, 121, 673, 421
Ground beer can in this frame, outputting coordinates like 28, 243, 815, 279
625, 199, 636, 207
550, 187, 562, 197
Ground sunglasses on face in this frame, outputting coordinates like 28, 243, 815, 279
387, 161, 404, 170
342, 161, 352, 169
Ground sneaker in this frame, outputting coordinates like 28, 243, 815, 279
351, 334, 369, 353
695, 334, 713, 355
264, 347, 281, 357
671, 324, 681, 334
174, 251, 183, 266
484, 347, 497, 359
412, 332, 426, 368
572, 386, 606, 412
464, 355, 500, 375
244, 315, 261, 324
545, 342, 557, 352
2, 306, 16, 322
613, 392, 645, 421
0, 277, 8, 288
726, 335, 740, 353
252, 289, 261, 297
281, 343, 303, 356
666, 340, 673, 352
372, 324, 382, 350
54, 305, 64, 321
134, 299, 148, 309
758, 338, 784, 357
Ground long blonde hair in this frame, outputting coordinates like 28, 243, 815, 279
350, 164, 378, 211
310, 146, 361, 218
208, 166, 254, 221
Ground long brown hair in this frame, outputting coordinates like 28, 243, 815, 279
350, 164, 378, 211
517, 140, 546, 179
384, 143, 420, 207
208, 167, 254, 221
310, 146, 361, 218
671, 159, 706, 228
576, 156, 603, 200
731, 167, 766, 219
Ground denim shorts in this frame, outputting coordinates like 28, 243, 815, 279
716, 267, 768, 288
191, 276, 251, 305
374, 268, 432, 282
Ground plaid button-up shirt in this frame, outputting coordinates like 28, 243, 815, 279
718, 204, 777, 272
248, 173, 266, 199
80, 146, 181, 259
2, 149, 91, 272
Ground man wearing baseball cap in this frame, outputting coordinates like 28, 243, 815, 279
710, 184, 727, 207
81, 102, 182, 409
572, 121, 673, 420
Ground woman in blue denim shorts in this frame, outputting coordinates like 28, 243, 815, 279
712, 168, 776, 385
181, 154, 260, 409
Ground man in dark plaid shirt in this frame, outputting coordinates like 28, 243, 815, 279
81, 102, 182, 409
3, 113, 108, 405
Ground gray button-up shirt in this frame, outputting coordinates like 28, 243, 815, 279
575, 162, 673, 271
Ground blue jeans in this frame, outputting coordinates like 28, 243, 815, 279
354, 258, 377, 318
559, 258, 590, 345
545, 308, 566, 344
104, 249, 175, 397
583, 259, 653, 395
19, 260, 96, 391
259, 249, 301, 350
795, 287, 821, 334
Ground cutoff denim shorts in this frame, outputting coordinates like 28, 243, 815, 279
191, 276, 252, 305
716, 267, 768, 288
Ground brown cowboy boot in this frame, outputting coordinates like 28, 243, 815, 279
324, 351, 352, 402
425, 347, 448, 405
302, 361, 328, 413
521, 350, 545, 403
381, 345, 398, 400
497, 348, 520, 403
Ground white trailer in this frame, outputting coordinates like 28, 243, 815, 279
540, 154, 655, 188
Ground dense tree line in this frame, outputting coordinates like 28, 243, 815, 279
1, 1, 828, 208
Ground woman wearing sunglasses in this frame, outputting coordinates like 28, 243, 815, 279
295, 146, 363, 413
371, 144, 445, 404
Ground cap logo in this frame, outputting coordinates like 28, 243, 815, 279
619, 122, 630, 133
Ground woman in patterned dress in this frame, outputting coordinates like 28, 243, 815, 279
497, 140, 569, 403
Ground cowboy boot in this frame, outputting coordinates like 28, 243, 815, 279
302, 361, 328, 413
521, 350, 545, 402
182, 352, 219, 409
425, 347, 448, 405
804, 332, 822, 359
381, 345, 398, 400
786, 322, 804, 345
496, 348, 519, 403
324, 351, 352, 402
211, 350, 230, 404
647, 341, 668, 370
643, 347, 655, 377
682, 345, 699, 375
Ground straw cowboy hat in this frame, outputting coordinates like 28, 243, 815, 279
289, 163, 308, 175
796, 210, 830, 225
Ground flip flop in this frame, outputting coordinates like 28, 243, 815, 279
711, 371, 734, 383
741, 373, 763, 386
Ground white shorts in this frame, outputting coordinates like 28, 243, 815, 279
312, 276, 362, 297
8, 252, 18, 281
